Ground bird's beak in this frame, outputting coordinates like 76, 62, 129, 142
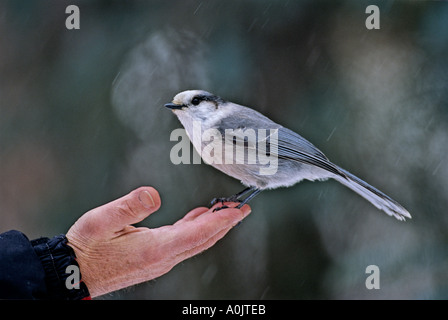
164, 102, 185, 110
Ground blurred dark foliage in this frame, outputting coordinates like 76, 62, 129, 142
1, 0, 447, 299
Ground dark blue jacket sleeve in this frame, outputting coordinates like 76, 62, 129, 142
0, 230, 90, 300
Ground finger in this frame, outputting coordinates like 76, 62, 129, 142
175, 202, 246, 225
171, 205, 251, 263
210, 201, 242, 211
173, 224, 233, 264
85, 186, 161, 235
174, 207, 209, 225
169, 205, 251, 255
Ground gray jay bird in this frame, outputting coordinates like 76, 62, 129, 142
165, 90, 411, 221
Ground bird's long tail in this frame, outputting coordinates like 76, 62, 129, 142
333, 166, 411, 221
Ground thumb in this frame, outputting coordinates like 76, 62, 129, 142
111, 186, 162, 228
81, 187, 162, 237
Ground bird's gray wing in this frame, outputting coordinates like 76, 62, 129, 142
275, 126, 346, 177
214, 108, 280, 150
214, 108, 346, 177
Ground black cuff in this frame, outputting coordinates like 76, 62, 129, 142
31, 234, 90, 300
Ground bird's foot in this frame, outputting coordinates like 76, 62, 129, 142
210, 196, 241, 207
212, 205, 230, 212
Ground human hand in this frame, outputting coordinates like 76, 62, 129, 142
66, 186, 251, 298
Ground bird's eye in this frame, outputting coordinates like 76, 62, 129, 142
191, 97, 201, 106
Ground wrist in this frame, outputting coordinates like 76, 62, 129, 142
32, 234, 90, 300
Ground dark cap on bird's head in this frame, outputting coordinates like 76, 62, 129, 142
164, 90, 225, 110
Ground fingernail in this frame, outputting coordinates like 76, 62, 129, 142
139, 190, 156, 208
234, 207, 251, 225
241, 205, 251, 216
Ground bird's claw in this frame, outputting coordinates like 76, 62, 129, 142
212, 205, 229, 212
210, 196, 240, 207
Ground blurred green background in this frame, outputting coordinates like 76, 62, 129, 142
1, 0, 447, 299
